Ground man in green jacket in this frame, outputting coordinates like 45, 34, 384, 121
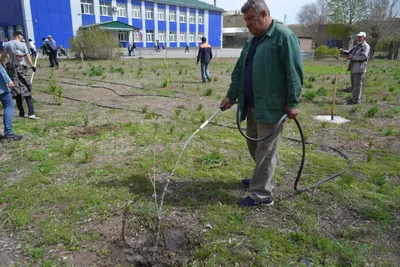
220, 0, 303, 207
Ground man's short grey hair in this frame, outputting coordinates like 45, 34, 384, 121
241, 0, 270, 15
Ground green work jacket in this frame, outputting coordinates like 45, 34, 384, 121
226, 20, 303, 123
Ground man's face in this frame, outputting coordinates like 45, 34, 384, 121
244, 8, 269, 37
356, 36, 365, 43
16, 34, 24, 41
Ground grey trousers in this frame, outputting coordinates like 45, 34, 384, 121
351, 72, 365, 103
246, 108, 282, 201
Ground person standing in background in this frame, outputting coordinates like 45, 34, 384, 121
28, 39, 37, 57
196, 37, 213, 83
45, 35, 59, 68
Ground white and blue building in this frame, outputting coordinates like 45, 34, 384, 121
0, 0, 224, 49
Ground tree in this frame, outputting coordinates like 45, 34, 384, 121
362, 0, 400, 59
297, 0, 330, 40
327, 0, 367, 48
328, 0, 367, 25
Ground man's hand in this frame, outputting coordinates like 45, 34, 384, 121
32, 66, 36, 72
347, 55, 352, 60
285, 108, 299, 120
220, 97, 233, 111
8, 81, 15, 89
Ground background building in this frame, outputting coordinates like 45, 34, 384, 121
0, 0, 224, 48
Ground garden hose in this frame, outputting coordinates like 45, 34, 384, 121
233, 103, 352, 193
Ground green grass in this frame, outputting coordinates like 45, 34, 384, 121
0, 58, 399, 266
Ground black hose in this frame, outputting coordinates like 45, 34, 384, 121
234, 103, 352, 193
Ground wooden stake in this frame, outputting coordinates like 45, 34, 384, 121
80, 51, 85, 71
331, 74, 337, 121
30, 54, 39, 84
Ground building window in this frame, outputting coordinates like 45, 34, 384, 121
189, 32, 195, 42
198, 32, 204, 41
179, 13, 186, 23
198, 14, 204, 24
189, 13, 195, 24
81, 0, 94, 14
158, 9, 165, 20
158, 30, 165, 42
146, 30, 154, 42
169, 10, 176, 21
0, 28, 4, 41
169, 31, 176, 42
117, 3, 127, 17
179, 32, 186, 42
99, 1, 111, 16
16, 25, 23, 34
145, 8, 154, 19
7, 26, 13, 39
118, 31, 128, 42
133, 30, 141, 42
132, 5, 141, 18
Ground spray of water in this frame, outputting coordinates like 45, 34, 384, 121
158, 108, 221, 209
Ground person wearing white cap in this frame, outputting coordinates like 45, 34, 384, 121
340, 31, 370, 105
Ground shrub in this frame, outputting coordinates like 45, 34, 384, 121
89, 65, 104, 76
70, 26, 120, 60
315, 45, 340, 60
48, 69, 63, 105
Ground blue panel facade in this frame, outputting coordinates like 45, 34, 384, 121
169, 22, 177, 31
180, 24, 186, 32
101, 16, 113, 23
0, 0, 24, 39
145, 20, 155, 30
145, 1, 154, 8
208, 11, 222, 47
1, 0, 224, 49
158, 21, 166, 31
118, 17, 129, 24
82, 14, 96, 26
180, 42, 187, 47
30, 0, 74, 48
198, 24, 204, 33
132, 19, 142, 28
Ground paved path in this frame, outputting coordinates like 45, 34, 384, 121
121, 48, 243, 59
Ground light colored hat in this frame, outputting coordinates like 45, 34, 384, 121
47, 35, 52, 38
356, 32, 366, 38
14, 50, 25, 56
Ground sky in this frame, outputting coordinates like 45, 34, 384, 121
203, 0, 312, 24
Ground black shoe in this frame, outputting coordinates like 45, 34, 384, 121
241, 178, 251, 186
347, 100, 360, 105
3, 133, 23, 141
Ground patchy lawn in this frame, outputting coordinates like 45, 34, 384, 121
0, 57, 399, 266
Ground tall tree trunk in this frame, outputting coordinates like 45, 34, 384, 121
369, 38, 378, 60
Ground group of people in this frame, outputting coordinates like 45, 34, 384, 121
0, 31, 40, 141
